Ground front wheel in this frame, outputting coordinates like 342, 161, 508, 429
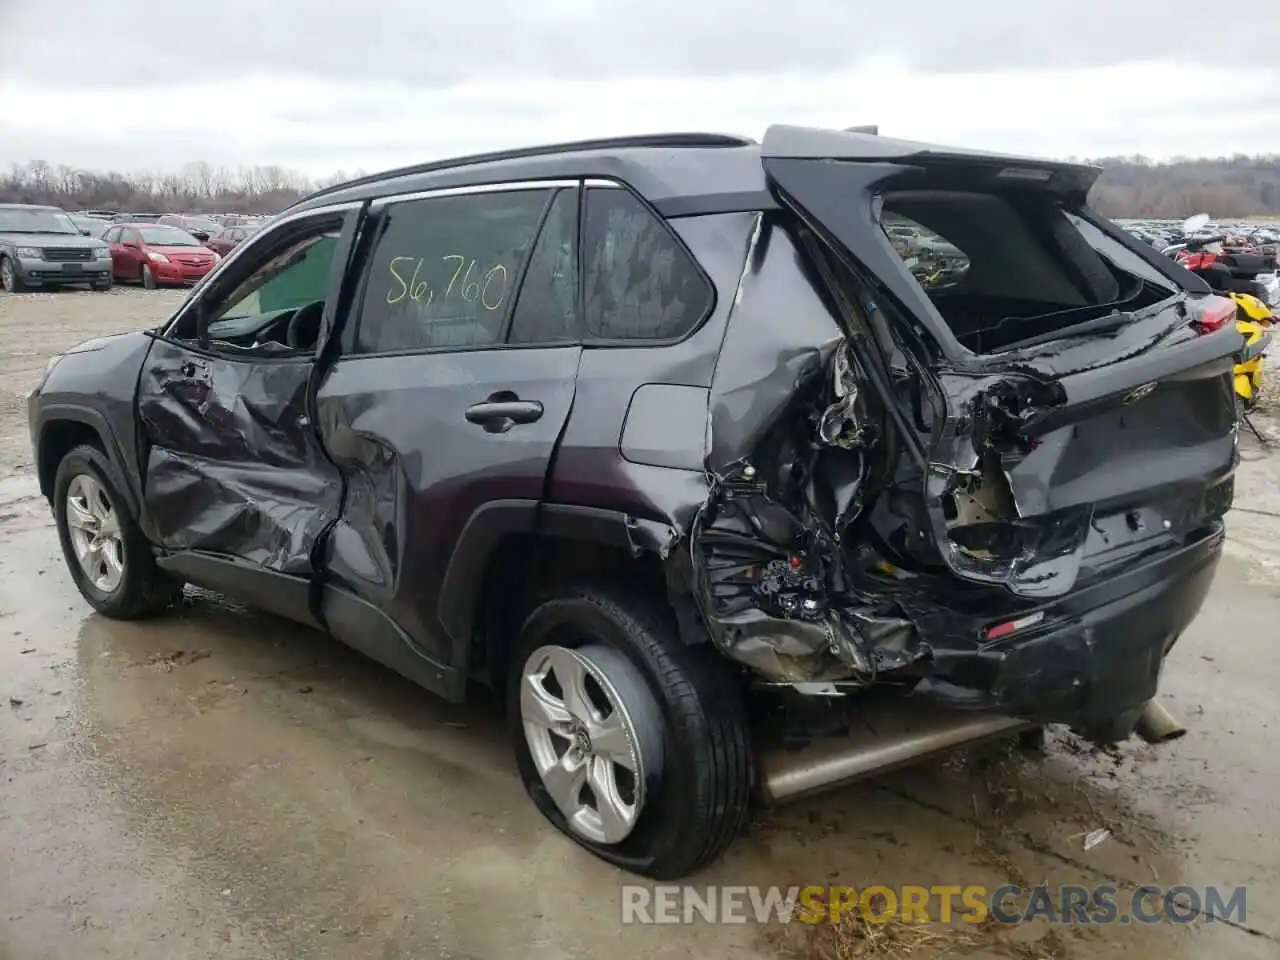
53, 444, 183, 619
140, 263, 157, 289
510, 581, 753, 879
92, 277, 112, 292
0, 256, 25, 293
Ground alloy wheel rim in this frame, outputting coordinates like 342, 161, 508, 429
65, 474, 125, 593
520, 644, 645, 845
1, 260, 12, 290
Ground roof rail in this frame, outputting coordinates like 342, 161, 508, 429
844, 125, 879, 134
295, 132, 756, 207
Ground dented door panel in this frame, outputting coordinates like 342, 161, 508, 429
315, 347, 580, 669
137, 340, 342, 574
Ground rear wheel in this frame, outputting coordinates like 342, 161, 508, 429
53, 444, 182, 619
0, 256, 25, 293
510, 581, 753, 879
141, 263, 157, 289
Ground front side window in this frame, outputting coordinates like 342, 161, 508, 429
169, 214, 343, 354
354, 189, 552, 354
582, 187, 712, 342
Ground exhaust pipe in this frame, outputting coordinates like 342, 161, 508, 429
758, 704, 1031, 805
1134, 698, 1187, 744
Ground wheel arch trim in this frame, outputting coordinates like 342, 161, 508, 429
438, 500, 683, 670
35, 404, 140, 516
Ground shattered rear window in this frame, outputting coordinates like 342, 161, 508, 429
877, 190, 1174, 353
881, 215, 970, 291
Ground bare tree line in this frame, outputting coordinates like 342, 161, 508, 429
2, 153, 1279, 219
0, 160, 366, 215
1088, 154, 1280, 219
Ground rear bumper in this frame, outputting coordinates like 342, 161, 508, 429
913, 522, 1224, 729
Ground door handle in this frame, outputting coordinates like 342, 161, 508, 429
465, 398, 544, 433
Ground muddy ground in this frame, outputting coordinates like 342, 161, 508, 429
1, 289, 1278, 960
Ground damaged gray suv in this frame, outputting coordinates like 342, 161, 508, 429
29, 125, 1241, 879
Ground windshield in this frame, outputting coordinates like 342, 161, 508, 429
138, 226, 201, 246
0, 207, 79, 235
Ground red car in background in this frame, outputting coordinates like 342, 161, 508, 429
206, 224, 258, 257
102, 223, 220, 288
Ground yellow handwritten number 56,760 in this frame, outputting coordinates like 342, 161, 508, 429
387, 255, 509, 311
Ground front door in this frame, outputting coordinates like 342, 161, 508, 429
135, 205, 362, 626
314, 182, 583, 698
112, 227, 142, 281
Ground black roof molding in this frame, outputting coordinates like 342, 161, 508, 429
295, 132, 755, 207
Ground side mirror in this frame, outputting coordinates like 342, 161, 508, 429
78, 228, 91, 236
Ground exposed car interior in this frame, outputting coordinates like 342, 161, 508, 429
883, 190, 1174, 354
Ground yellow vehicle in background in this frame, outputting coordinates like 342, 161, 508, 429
1171, 215, 1275, 416
1229, 291, 1272, 412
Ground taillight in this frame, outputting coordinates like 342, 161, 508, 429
1192, 295, 1236, 335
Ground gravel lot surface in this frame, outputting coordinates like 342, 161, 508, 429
1, 288, 1279, 959
0, 288, 187, 473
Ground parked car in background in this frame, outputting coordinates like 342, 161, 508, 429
158, 214, 219, 242
112, 212, 163, 224
0, 203, 112, 292
102, 223, 219, 288
205, 224, 258, 256
68, 215, 109, 237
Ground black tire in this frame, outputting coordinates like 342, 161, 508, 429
92, 277, 113, 292
0, 256, 26, 293
509, 580, 753, 879
141, 263, 157, 289
53, 444, 182, 619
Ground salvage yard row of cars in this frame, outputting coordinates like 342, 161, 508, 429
0, 203, 263, 292
24, 125, 1248, 878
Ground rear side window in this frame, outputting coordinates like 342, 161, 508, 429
582, 187, 712, 342
355, 190, 552, 354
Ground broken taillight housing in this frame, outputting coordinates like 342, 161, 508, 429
1192, 295, 1237, 335
983, 611, 1045, 642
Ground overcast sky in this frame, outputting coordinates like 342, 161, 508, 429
2, 0, 1278, 179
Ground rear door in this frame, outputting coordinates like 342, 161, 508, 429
314, 180, 582, 698
760, 126, 1241, 600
